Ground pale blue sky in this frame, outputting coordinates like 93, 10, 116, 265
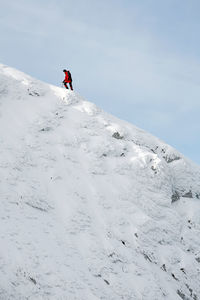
1, 0, 200, 164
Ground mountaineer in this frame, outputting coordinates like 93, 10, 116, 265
63, 69, 73, 90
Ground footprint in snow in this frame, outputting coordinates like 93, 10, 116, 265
39, 127, 52, 132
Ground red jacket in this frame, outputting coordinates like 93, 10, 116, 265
64, 71, 72, 83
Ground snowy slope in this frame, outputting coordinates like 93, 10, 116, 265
0, 63, 200, 300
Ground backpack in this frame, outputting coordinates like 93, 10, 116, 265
67, 71, 72, 81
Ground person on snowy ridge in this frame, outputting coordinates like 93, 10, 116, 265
63, 69, 73, 90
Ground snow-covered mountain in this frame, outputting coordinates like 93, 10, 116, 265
0, 63, 200, 300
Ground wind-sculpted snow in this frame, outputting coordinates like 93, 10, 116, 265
0, 63, 200, 300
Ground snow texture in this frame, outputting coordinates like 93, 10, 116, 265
0, 63, 200, 300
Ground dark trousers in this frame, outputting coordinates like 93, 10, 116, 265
64, 82, 73, 90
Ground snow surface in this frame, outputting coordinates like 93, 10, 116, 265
0, 63, 200, 300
